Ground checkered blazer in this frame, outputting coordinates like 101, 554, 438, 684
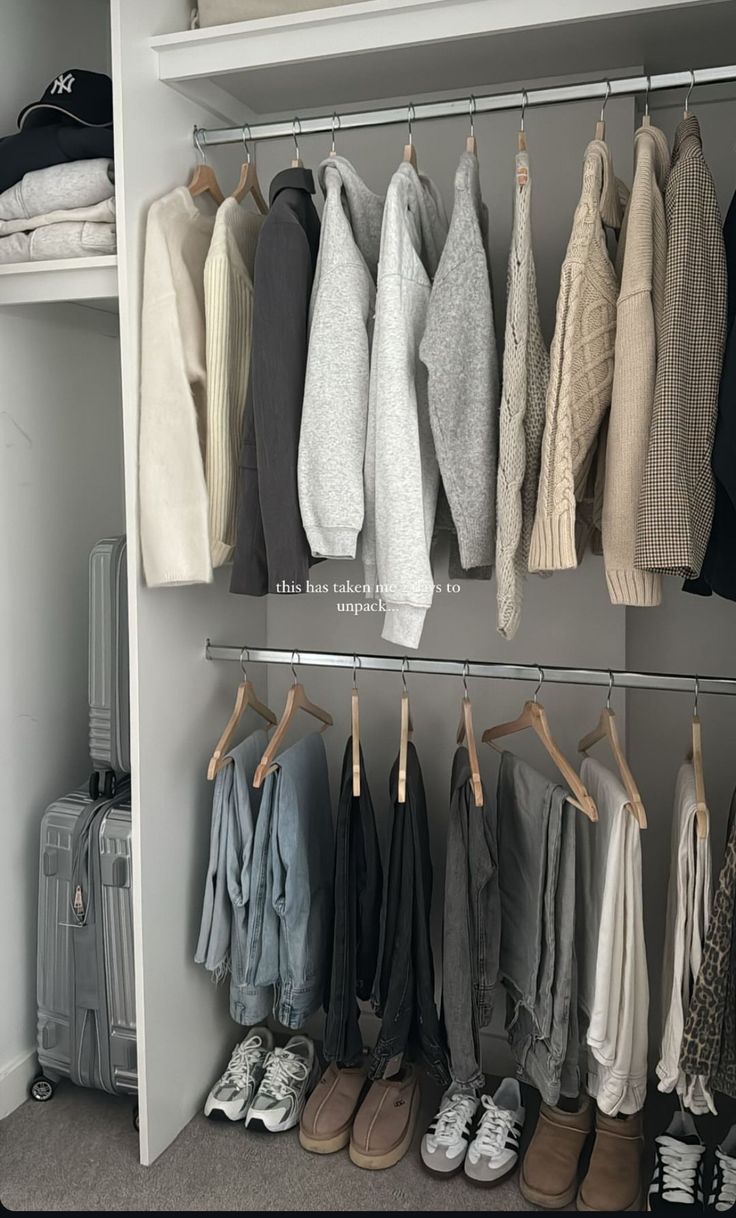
635, 114, 727, 578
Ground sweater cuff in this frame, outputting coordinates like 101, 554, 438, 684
304, 524, 358, 561
606, 568, 662, 607
457, 525, 494, 573
381, 602, 427, 650
528, 508, 578, 572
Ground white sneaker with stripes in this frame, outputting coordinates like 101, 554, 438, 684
421, 1087, 479, 1176
464, 1078, 525, 1186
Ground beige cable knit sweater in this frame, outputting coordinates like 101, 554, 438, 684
528, 140, 626, 573
602, 123, 670, 606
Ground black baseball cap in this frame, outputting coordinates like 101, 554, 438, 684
18, 70, 113, 130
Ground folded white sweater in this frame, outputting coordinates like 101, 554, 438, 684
0, 158, 114, 220
0, 221, 116, 264
0, 195, 115, 236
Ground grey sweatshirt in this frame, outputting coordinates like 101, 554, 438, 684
420, 151, 498, 572
363, 161, 448, 649
298, 156, 384, 559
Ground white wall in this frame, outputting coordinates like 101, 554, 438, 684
0, 0, 121, 1120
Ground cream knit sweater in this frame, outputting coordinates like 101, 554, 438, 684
495, 149, 549, 639
528, 140, 626, 573
602, 124, 670, 606
204, 199, 264, 566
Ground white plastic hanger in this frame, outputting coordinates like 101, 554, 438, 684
578, 671, 647, 827
456, 662, 483, 807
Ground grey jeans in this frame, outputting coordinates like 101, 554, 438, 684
245, 732, 334, 1028
497, 751, 580, 1104
442, 747, 500, 1091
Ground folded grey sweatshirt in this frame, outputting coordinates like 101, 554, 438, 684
363, 161, 448, 649
420, 150, 498, 573
298, 156, 384, 559
0, 195, 115, 236
0, 221, 116, 264
0, 158, 114, 221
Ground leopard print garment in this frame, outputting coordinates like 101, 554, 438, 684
681, 789, 736, 1096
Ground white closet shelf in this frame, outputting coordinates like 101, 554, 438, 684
151, 0, 736, 121
0, 255, 118, 309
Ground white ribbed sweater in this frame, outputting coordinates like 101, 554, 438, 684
602, 124, 670, 607
528, 140, 626, 573
204, 199, 264, 566
495, 149, 549, 639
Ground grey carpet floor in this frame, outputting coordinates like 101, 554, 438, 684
0, 1079, 541, 1212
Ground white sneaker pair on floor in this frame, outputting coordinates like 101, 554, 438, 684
204, 1027, 318, 1133
421, 1078, 525, 1184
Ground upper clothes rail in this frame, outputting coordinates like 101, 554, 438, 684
204, 643, 736, 697
193, 63, 736, 147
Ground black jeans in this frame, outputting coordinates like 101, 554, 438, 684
369, 743, 449, 1086
323, 739, 383, 1067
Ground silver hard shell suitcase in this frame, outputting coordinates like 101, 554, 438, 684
31, 537, 136, 1116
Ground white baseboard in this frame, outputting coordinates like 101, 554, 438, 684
0, 1049, 36, 1120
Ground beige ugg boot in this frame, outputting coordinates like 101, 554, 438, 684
576, 1107, 645, 1212
519, 1095, 594, 1209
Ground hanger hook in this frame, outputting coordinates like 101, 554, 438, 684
330, 110, 341, 154
239, 646, 249, 680
241, 122, 252, 164
644, 73, 651, 118
352, 653, 360, 690
694, 674, 700, 718
401, 656, 410, 694
533, 664, 544, 703
520, 88, 528, 132
468, 95, 476, 139
600, 79, 611, 123
193, 126, 207, 164
290, 649, 299, 684
407, 103, 415, 147
462, 660, 470, 698
292, 116, 302, 161
606, 670, 615, 711
684, 69, 695, 115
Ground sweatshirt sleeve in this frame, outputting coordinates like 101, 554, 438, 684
298, 252, 372, 559
139, 205, 213, 587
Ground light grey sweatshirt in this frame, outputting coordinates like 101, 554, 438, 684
363, 161, 448, 649
420, 151, 498, 573
298, 156, 384, 559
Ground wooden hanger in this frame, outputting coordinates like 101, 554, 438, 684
684, 68, 695, 118
594, 79, 610, 141
686, 677, 709, 840
189, 127, 225, 205
253, 653, 332, 789
291, 118, 304, 169
466, 95, 478, 156
351, 656, 361, 798
403, 104, 418, 170
577, 672, 647, 827
456, 662, 483, 807
231, 125, 268, 213
329, 112, 340, 159
398, 659, 414, 804
207, 648, 277, 780
517, 88, 528, 153
641, 74, 652, 127
482, 667, 598, 821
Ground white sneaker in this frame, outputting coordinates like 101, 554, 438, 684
464, 1078, 525, 1185
246, 1035, 318, 1133
421, 1087, 480, 1176
204, 1027, 274, 1122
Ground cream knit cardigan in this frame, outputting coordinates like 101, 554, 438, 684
204, 198, 264, 567
495, 149, 549, 639
528, 140, 626, 573
602, 124, 670, 606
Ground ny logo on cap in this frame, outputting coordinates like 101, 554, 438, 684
50, 73, 75, 96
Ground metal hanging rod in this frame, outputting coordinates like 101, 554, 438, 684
204, 642, 736, 698
193, 64, 736, 148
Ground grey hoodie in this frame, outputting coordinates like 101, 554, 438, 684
298, 157, 384, 559
420, 151, 499, 574
363, 161, 448, 649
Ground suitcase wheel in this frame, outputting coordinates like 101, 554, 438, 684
30, 1075, 55, 1102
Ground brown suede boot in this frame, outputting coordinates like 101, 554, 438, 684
519, 1095, 594, 1209
576, 1107, 645, 1212
299, 1062, 367, 1154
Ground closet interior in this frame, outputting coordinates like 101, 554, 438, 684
3, 0, 736, 1195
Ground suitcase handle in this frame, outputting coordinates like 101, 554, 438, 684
89, 770, 117, 800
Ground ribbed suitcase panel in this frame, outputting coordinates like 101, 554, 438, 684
88, 539, 130, 775
100, 804, 137, 1095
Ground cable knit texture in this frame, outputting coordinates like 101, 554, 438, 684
204, 199, 264, 567
635, 114, 727, 579
603, 123, 670, 606
495, 149, 549, 638
528, 140, 626, 573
